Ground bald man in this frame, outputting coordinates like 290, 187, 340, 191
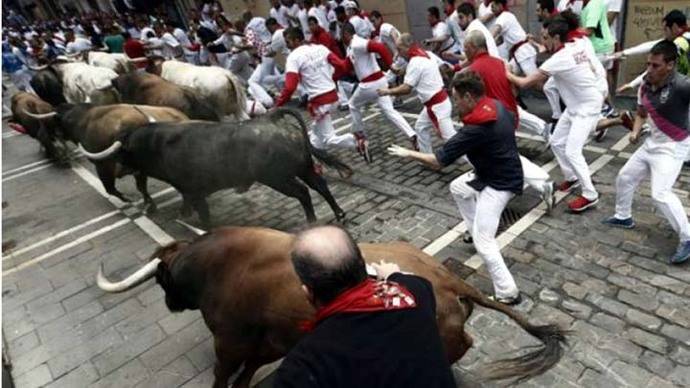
274, 225, 455, 388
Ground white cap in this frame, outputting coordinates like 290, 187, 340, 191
343, 1, 358, 10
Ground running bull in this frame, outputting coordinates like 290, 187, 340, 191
9, 92, 66, 162
108, 72, 221, 121
30, 61, 119, 105
80, 109, 351, 224
97, 226, 567, 388
24, 103, 188, 207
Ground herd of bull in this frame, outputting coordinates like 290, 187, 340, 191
8, 52, 569, 387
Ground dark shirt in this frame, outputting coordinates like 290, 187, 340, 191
435, 100, 524, 194
273, 273, 456, 388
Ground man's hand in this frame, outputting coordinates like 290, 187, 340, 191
377, 88, 390, 96
387, 144, 412, 158
629, 129, 641, 144
371, 260, 400, 280
616, 83, 632, 94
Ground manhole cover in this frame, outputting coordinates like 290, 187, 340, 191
498, 207, 523, 234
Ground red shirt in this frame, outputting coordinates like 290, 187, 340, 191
124, 38, 147, 68
467, 52, 518, 120
309, 26, 343, 58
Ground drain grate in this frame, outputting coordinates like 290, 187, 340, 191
498, 207, 524, 234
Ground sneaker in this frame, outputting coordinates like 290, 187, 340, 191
557, 179, 580, 193
568, 195, 598, 213
409, 135, 419, 151
620, 110, 634, 131
461, 231, 473, 244
594, 127, 608, 142
670, 241, 690, 264
338, 104, 349, 112
354, 132, 372, 163
489, 293, 522, 306
541, 181, 555, 214
601, 103, 616, 118
393, 97, 404, 108
601, 216, 635, 229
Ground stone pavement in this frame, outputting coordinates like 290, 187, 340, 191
2, 94, 690, 388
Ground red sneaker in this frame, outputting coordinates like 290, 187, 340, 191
557, 180, 580, 193
568, 196, 598, 213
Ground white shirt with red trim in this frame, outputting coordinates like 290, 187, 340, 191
494, 11, 527, 60
466, 19, 499, 58
404, 55, 445, 103
349, 15, 374, 38
432, 21, 457, 53
308, 6, 329, 29
378, 23, 400, 56
285, 43, 336, 99
478, 2, 495, 30
270, 5, 290, 28
539, 42, 605, 114
270, 28, 289, 55
347, 35, 384, 81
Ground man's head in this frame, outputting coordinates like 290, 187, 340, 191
427, 6, 441, 26
242, 10, 253, 24
369, 10, 383, 28
308, 16, 320, 34
491, 0, 508, 16
456, 3, 475, 30
452, 71, 486, 117
463, 30, 487, 61
291, 225, 367, 306
284, 26, 305, 49
335, 6, 347, 23
341, 22, 355, 45
645, 40, 678, 86
344, 1, 358, 17
536, 0, 555, 22
542, 19, 568, 53
662, 10, 687, 41
396, 32, 415, 59
265, 17, 280, 33
270, 0, 281, 8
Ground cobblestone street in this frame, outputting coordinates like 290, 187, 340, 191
2, 95, 690, 388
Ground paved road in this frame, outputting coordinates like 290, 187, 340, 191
2, 94, 690, 388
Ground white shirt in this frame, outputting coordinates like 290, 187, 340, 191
347, 35, 380, 81
297, 8, 311, 40
270, 28, 289, 55
605, 0, 623, 42
173, 28, 196, 55
494, 11, 528, 61
378, 23, 400, 56
540, 42, 605, 115
247, 17, 272, 44
161, 32, 181, 58
270, 6, 289, 28
404, 55, 445, 103
349, 15, 373, 38
466, 19, 499, 58
557, 0, 583, 15
146, 37, 165, 56
285, 43, 336, 98
309, 6, 330, 29
127, 27, 141, 40
140, 26, 155, 41
447, 11, 465, 53
432, 21, 458, 53
478, 2, 495, 30
286, 3, 301, 27
65, 37, 92, 54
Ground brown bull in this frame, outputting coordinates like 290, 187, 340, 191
9, 92, 65, 162
98, 226, 567, 388
25, 104, 188, 209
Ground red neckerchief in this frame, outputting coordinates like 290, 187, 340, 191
484, 0, 491, 5
567, 28, 587, 42
682, 26, 690, 34
299, 278, 417, 332
430, 19, 440, 27
444, 4, 455, 17
407, 43, 429, 58
462, 97, 498, 125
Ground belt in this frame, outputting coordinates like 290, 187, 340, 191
361, 70, 384, 83
423, 89, 449, 136
307, 89, 339, 117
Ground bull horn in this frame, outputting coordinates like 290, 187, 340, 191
22, 109, 57, 119
28, 64, 49, 71
96, 258, 161, 292
78, 141, 123, 160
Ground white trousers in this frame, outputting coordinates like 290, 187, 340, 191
310, 103, 356, 150
450, 173, 518, 298
349, 77, 415, 138
520, 155, 550, 193
615, 142, 690, 242
248, 56, 283, 108
550, 109, 599, 200
415, 98, 456, 153
544, 78, 562, 120
518, 106, 546, 137
338, 80, 355, 106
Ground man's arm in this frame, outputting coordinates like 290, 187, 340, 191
387, 145, 442, 169
275, 72, 300, 107
366, 40, 393, 69
377, 83, 412, 97
490, 24, 502, 40
507, 69, 548, 89
629, 106, 646, 144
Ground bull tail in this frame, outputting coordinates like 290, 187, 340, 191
225, 73, 249, 120
452, 281, 568, 383
270, 108, 353, 179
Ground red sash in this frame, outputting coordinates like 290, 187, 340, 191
424, 90, 449, 135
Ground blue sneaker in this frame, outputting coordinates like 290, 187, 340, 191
601, 216, 635, 229
670, 241, 690, 264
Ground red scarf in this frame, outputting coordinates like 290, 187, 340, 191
462, 97, 498, 125
566, 28, 587, 42
299, 278, 417, 332
407, 44, 429, 58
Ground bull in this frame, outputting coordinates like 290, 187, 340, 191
145, 56, 249, 120
109, 72, 221, 121
24, 104, 188, 208
9, 92, 66, 162
97, 226, 567, 388
79, 109, 350, 225
30, 61, 119, 105
86, 51, 135, 75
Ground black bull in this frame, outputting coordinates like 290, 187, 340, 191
87, 109, 353, 224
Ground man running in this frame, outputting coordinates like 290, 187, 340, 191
602, 40, 690, 264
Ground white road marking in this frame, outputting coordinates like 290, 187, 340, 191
3, 218, 131, 276
133, 217, 175, 246
71, 162, 127, 208
2, 210, 121, 261
3, 158, 53, 176
2, 164, 54, 182
2, 131, 21, 139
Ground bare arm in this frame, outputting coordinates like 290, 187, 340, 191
507, 70, 548, 89
378, 83, 413, 97
387, 145, 442, 169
